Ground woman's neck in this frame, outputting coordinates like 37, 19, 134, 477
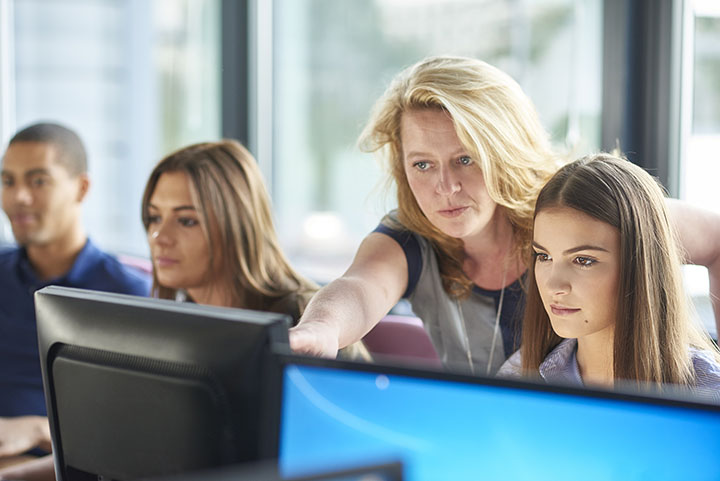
462, 209, 523, 289
186, 281, 234, 308
576, 328, 615, 387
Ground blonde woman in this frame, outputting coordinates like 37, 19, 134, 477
290, 55, 720, 375
498, 154, 720, 397
292, 56, 559, 374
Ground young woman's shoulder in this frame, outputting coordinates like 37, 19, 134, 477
691, 347, 720, 392
496, 349, 523, 378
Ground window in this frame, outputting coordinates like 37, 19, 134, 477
264, 0, 603, 282
1, 0, 221, 256
680, 0, 720, 337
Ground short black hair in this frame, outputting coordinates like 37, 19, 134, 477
9, 122, 87, 175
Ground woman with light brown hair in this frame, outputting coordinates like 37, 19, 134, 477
498, 153, 720, 396
141, 139, 317, 320
141, 139, 368, 360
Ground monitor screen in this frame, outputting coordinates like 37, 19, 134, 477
273, 356, 720, 481
35, 286, 291, 481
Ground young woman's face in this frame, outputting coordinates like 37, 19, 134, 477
401, 108, 498, 241
146, 171, 212, 291
532, 206, 621, 341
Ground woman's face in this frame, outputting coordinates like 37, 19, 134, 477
532, 206, 620, 341
401, 108, 499, 241
146, 170, 212, 291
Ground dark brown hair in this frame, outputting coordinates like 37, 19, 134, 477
521, 153, 718, 386
9, 122, 87, 175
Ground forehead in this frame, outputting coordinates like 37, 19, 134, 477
534, 207, 619, 249
149, 171, 196, 206
399, 108, 470, 163
400, 108, 457, 137
2, 141, 64, 174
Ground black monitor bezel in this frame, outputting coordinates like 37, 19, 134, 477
141, 459, 404, 481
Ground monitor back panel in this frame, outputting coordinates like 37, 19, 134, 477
35, 286, 290, 481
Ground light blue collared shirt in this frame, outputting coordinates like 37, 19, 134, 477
498, 338, 720, 402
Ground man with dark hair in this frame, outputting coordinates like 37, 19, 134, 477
0, 122, 150, 463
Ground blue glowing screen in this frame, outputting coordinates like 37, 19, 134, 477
279, 364, 720, 481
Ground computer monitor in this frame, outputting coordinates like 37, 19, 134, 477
35, 286, 291, 481
142, 459, 403, 481
268, 355, 720, 481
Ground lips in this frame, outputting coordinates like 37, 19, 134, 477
437, 206, 468, 218
9, 213, 36, 225
154, 256, 179, 268
550, 304, 581, 316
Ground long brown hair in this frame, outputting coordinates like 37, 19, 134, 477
141, 140, 317, 316
358, 55, 560, 298
521, 153, 719, 386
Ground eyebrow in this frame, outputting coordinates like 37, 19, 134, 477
147, 203, 197, 212
532, 241, 610, 255
405, 148, 468, 160
1, 168, 50, 177
25, 168, 51, 177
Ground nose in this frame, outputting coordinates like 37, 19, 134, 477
435, 165, 461, 195
149, 220, 174, 247
8, 184, 33, 206
539, 263, 571, 297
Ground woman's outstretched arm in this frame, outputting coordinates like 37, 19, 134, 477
289, 232, 409, 357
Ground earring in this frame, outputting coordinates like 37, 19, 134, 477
151, 230, 159, 239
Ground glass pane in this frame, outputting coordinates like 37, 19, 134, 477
4, 0, 220, 256
684, 7, 720, 209
271, 0, 603, 281
680, 1, 720, 338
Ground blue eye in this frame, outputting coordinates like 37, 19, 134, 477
459, 156, 472, 166
413, 161, 430, 171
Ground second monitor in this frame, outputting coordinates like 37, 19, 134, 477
35, 286, 290, 481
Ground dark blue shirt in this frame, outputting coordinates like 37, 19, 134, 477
374, 221, 526, 360
0, 239, 151, 417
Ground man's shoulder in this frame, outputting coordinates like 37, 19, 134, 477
0, 245, 22, 291
78, 245, 151, 296
0, 243, 18, 256
0, 244, 20, 268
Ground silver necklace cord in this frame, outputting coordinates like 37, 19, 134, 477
486, 265, 508, 375
457, 262, 508, 376
457, 301, 475, 375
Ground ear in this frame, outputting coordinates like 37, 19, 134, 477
76, 174, 90, 203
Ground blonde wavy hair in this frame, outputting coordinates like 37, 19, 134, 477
521, 153, 720, 386
358, 55, 561, 298
141, 140, 317, 318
